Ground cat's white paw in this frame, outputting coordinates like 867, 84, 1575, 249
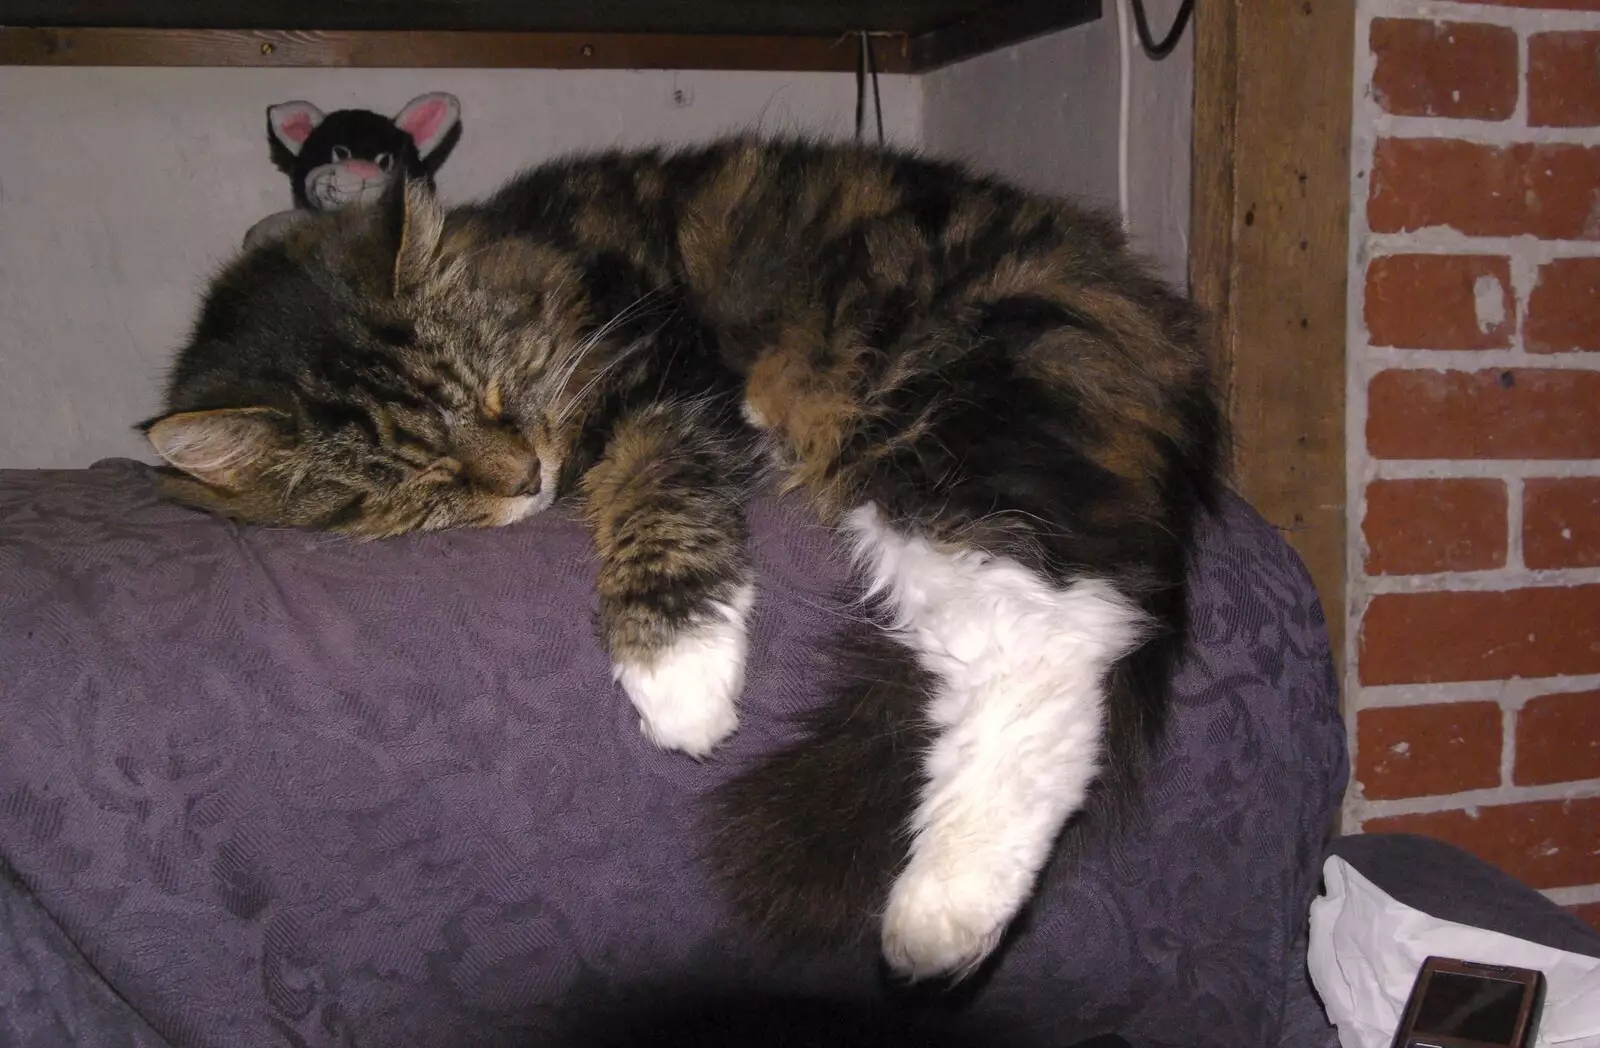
880, 853, 1020, 981
613, 584, 753, 758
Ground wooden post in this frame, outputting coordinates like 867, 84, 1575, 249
1191, 1, 1354, 673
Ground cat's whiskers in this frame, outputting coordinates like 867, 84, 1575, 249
562, 285, 662, 361
540, 295, 648, 411
547, 287, 669, 426
550, 333, 654, 428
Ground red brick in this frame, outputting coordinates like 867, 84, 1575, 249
1372, 20, 1518, 120
1572, 902, 1600, 934
1364, 479, 1507, 575
1364, 798, 1600, 889
1531, 32, 1600, 127
1367, 369, 1600, 460
1360, 585, 1600, 685
1357, 702, 1503, 799
1525, 478, 1600, 569
1366, 255, 1514, 349
1516, 689, 1600, 784
1526, 258, 1600, 352
1369, 138, 1600, 239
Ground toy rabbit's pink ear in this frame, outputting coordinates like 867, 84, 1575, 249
267, 100, 325, 156
393, 92, 461, 160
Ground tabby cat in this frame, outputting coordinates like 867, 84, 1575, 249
143, 137, 1223, 981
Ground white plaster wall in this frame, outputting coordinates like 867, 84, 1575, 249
922, 1, 1194, 289
0, 67, 920, 468
923, 21, 1121, 208
1123, 0, 1194, 290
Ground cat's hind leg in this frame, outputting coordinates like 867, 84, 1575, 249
844, 503, 1147, 980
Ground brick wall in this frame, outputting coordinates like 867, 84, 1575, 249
1349, 0, 1600, 934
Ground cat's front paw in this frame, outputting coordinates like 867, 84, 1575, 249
613, 585, 753, 758
879, 852, 1020, 982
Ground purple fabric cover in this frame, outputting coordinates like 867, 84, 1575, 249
0, 460, 1346, 1047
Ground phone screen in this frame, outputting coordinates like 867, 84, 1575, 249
1413, 971, 1524, 1044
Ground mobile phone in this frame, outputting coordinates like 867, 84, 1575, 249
1390, 956, 1546, 1048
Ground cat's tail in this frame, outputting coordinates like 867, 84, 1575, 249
704, 617, 933, 950
703, 604, 1165, 956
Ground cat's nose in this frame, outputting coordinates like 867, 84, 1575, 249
458, 426, 541, 497
342, 160, 383, 179
507, 467, 541, 498
464, 453, 540, 498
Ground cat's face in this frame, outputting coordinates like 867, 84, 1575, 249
144, 184, 590, 538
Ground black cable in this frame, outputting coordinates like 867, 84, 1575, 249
867, 33, 884, 144
1129, 0, 1194, 60
855, 33, 866, 140
854, 32, 884, 145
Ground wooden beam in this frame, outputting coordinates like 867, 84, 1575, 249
1190, 1, 1353, 669
0, 26, 913, 73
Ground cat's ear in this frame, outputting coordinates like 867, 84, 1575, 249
267, 101, 325, 156
392, 92, 460, 161
242, 208, 312, 250
143, 407, 293, 489
389, 178, 445, 295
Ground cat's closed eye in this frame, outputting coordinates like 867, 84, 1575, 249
480, 380, 507, 425
413, 459, 463, 486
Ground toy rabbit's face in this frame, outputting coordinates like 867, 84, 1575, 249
267, 93, 461, 211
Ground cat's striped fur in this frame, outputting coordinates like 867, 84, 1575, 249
145, 137, 1223, 979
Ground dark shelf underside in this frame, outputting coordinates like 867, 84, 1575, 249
0, 0, 1102, 71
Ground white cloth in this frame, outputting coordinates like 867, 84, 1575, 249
1308, 856, 1600, 1048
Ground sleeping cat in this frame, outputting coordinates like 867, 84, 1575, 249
142, 137, 1223, 981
